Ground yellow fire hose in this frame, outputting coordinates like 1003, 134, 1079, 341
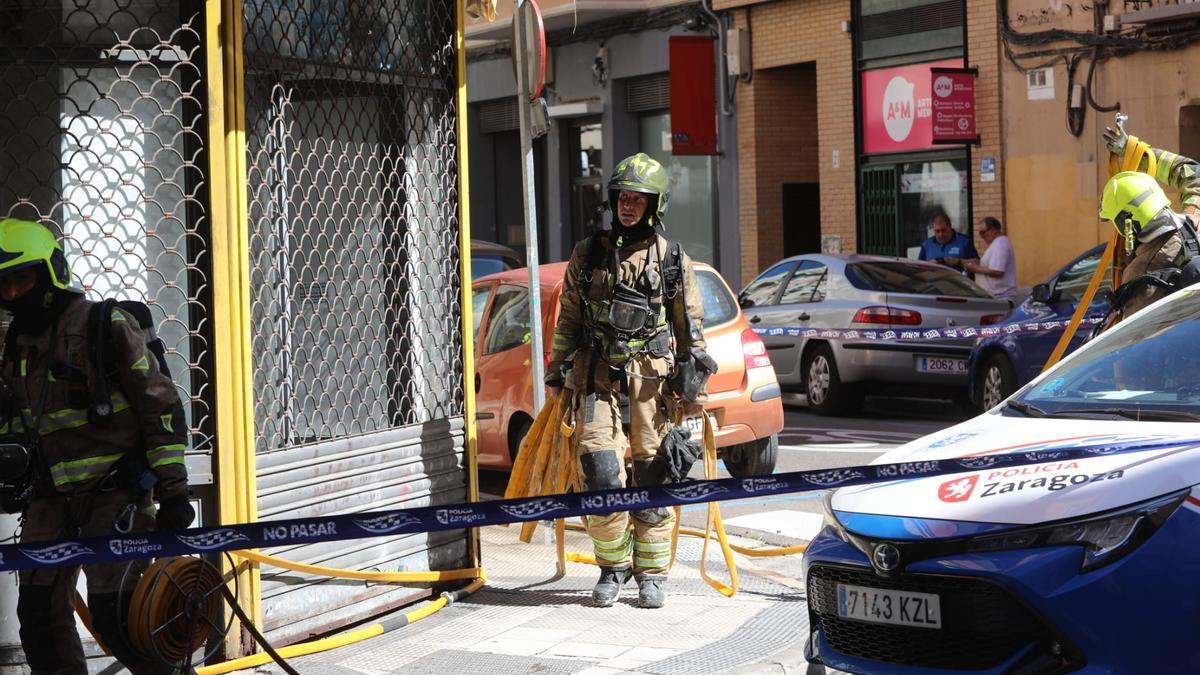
505, 392, 807, 598
194, 574, 487, 675
1044, 134, 1158, 371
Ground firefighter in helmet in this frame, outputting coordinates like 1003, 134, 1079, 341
546, 154, 715, 609
0, 218, 192, 674
1098, 125, 1200, 327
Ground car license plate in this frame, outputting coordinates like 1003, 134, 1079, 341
917, 356, 966, 374
682, 413, 716, 435
837, 583, 942, 629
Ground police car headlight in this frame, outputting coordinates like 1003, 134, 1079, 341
820, 491, 849, 543
966, 489, 1187, 571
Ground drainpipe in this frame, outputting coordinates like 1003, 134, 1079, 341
700, 0, 733, 117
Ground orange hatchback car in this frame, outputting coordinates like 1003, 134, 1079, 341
471, 261, 785, 477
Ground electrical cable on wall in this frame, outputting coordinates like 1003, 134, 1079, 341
999, 0, 1200, 140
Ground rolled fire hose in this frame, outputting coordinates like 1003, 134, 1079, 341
72, 552, 486, 674
1044, 135, 1158, 371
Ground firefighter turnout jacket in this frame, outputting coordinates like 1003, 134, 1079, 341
1117, 146, 1200, 319
548, 231, 707, 395
1, 294, 188, 499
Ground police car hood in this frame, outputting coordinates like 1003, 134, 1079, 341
829, 414, 1200, 533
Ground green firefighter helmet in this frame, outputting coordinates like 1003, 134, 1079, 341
608, 153, 670, 226
0, 218, 71, 290
1099, 171, 1172, 243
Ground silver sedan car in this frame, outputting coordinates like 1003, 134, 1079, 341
738, 254, 1013, 415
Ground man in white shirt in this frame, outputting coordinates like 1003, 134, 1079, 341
964, 217, 1017, 302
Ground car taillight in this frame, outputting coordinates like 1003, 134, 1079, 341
980, 313, 1008, 325
741, 328, 772, 370
851, 306, 922, 326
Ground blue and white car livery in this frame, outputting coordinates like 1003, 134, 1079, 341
806, 287, 1200, 674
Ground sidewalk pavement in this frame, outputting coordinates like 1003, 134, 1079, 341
251, 524, 811, 675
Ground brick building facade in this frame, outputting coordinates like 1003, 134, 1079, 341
723, 0, 1005, 287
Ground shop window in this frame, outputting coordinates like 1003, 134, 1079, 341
899, 158, 969, 258
569, 120, 604, 243
638, 112, 717, 264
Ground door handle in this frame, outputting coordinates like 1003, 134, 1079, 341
748, 315, 761, 324
474, 374, 481, 393
797, 312, 811, 321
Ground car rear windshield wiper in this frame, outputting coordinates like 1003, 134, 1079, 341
1040, 407, 1200, 422
1001, 400, 1049, 417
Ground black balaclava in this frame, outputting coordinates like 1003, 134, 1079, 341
0, 268, 72, 334
609, 191, 658, 245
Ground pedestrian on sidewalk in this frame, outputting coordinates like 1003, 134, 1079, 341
964, 217, 1017, 302
546, 153, 715, 609
918, 212, 978, 274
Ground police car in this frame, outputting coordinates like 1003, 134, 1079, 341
805, 286, 1200, 674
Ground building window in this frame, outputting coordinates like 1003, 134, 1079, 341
1026, 67, 1055, 100
638, 112, 717, 264
857, 0, 964, 69
569, 120, 605, 243
899, 157, 968, 258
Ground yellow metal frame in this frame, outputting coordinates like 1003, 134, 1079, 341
456, 0, 482, 567
206, 0, 262, 656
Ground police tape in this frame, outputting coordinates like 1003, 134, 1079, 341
1, 432, 1195, 572
752, 316, 1104, 342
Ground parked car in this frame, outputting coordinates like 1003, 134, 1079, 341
804, 285, 1200, 674
471, 261, 784, 476
470, 239, 524, 279
968, 244, 1111, 412
738, 255, 1012, 415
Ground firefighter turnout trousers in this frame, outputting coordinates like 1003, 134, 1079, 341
573, 350, 675, 577
17, 487, 172, 675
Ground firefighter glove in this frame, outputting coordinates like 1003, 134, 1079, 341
1103, 125, 1128, 157
156, 493, 195, 531
657, 426, 703, 482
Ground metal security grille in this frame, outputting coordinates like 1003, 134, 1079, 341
241, 0, 468, 642
859, 166, 901, 257
0, 1, 213, 479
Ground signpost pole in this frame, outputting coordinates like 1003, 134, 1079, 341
514, 0, 546, 415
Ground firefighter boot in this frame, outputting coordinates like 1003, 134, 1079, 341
592, 566, 633, 607
636, 574, 666, 609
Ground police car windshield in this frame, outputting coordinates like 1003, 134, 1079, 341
846, 261, 991, 298
1010, 290, 1200, 420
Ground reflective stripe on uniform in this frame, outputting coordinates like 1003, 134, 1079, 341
552, 333, 573, 350
633, 538, 671, 568
147, 443, 186, 468
590, 528, 632, 565
1158, 151, 1178, 184
22, 394, 131, 436
48, 451, 126, 487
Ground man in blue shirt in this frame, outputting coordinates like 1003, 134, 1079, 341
918, 213, 978, 273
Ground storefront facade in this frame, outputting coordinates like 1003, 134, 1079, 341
465, 0, 740, 278
722, 0, 1003, 286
